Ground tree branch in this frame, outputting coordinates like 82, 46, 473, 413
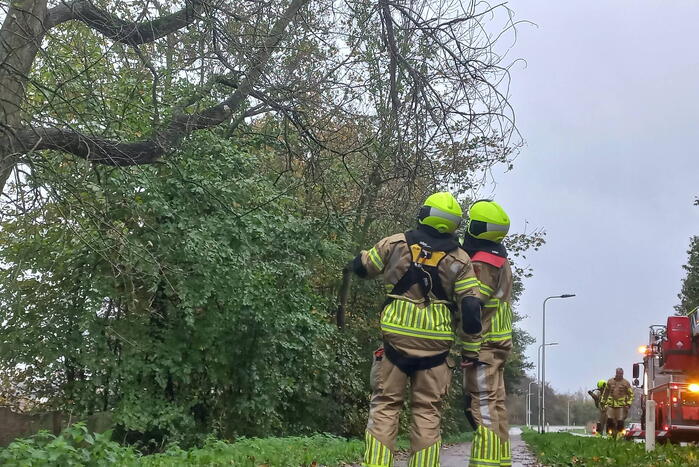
4, 0, 309, 167
10, 128, 163, 165
46, 0, 205, 45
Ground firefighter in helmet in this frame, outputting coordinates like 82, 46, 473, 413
587, 379, 608, 435
350, 192, 484, 467
460, 200, 513, 467
601, 368, 634, 437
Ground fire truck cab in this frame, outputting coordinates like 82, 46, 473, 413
625, 310, 699, 443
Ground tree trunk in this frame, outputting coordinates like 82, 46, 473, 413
0, 0, 48, 192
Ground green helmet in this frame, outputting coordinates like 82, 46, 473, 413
597, 379, 607, 389
417, 192, 463, 234
466, 199, 510, 243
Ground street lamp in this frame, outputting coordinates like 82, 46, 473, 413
541, 294, 575, 433
537, 342, 558, 432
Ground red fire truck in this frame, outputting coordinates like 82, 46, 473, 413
625, 310, 699, 443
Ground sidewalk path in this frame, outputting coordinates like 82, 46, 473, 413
392, 427, 539, 466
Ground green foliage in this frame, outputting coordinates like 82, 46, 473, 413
0, 423, 138, 466
523, 431, 699, 466
139, 435, 363, 466
0, 132, 357, 446
676, 236, 699, 316
0, 423, 475, 467
0, 423, 363, 466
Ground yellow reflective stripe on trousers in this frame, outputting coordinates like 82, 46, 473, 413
381, 300, 454, 341
499, 439, 511, 467
407, 440, 441, 467
455, 277, 479, 292
470, 425, 501, 467
363, 431, 393, 467
369, 247, 384, 271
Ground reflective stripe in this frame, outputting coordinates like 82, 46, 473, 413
484, 298, 500, 308
471, 425, 501, 466
427, 206, 462, 224
455, 277, 479, 292
369, 247, 384, 271
363, 431, 393, 467
408, 440, 440, 467
479, 281, 494, 297
486, 222, 509, 233
500, 439, 511, 467
484, 301, 512, 344
380, 300, 454, 341
381, 323, 455, 341
476, 365, 492, 425
463, 341, 482, 351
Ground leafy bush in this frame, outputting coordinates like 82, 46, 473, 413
0, 424, 363, 466
0, 423, 138, 466
522, 431, 699, 466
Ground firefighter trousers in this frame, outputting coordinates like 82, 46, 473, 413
363, 349, 451, 467
464, 347, 510, 467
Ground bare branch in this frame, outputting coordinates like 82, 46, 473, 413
46, 0, 205, 45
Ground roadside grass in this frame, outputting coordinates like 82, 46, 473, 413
140, 435, 363, 466
522, 431, 699, 467
0, 422, 474, 466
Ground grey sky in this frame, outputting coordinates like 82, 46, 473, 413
484, 0, 699, 393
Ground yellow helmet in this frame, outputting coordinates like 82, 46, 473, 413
466, 200, 510, 243
597, 379, 607, 389
418, 192, 463, 234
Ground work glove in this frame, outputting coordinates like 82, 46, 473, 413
348, 255, 368, 278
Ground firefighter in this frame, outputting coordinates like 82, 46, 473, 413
601, 368, 634, 437
587, 379, 607, 436
460, 200, 513, 467
350, 192, 484, 467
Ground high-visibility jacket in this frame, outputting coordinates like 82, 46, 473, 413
459, 250, 513, 359
588, 388, 606, 409
359, 229, 483, 358
602, 378, 633, 407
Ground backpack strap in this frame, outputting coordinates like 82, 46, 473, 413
388, 231, 450, 302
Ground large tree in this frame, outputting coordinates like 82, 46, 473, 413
0, 0, 519, 198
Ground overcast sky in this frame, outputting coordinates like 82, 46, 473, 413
482, 0, 699, 394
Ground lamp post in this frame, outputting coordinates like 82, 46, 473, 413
537, 342, 558, 433
567, 399, 571, 428
541, 294, 575, 433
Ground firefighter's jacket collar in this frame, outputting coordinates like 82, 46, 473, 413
461, 235, 508, 258
411, 224, 460, 252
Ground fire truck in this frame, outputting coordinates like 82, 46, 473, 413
625, 309, 699, 443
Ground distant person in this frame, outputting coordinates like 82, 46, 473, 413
601, 368, 634, 437
460, 200, 514, 467
587, 379, 608, 436
349, 192, 484, 467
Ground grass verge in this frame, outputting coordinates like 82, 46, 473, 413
0, 423, 474, 466
522, 431, 699, 466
